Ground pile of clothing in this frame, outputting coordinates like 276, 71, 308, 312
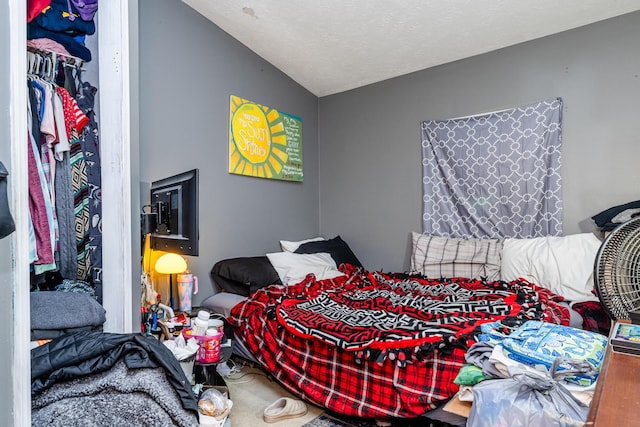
32, 331, 199, 426
592, 200, 640, 232
30, 289, 105, 341
455, 321, 607, 427
27, 0, 99, 62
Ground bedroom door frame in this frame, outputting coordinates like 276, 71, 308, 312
11, 1, 135, 425
98, 0, 135, 335
9, 2, 31, 425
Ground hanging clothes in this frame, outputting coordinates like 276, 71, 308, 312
56, 86, 91, 281
27, 0, 102, 299
27, 79, 57, 272
76, 80, 103, 300
54, 151, 78, 279
27, 131, 55, 267
27, 49, 97, 293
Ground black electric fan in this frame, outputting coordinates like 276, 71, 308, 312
594, 217, 640, 320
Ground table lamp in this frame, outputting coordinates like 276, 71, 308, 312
155, 252, 187, 310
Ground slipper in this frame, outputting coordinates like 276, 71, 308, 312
263, 397, 308, 423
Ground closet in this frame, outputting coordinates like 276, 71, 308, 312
10, 1, 134, 425
21, 1, 134, 333
26, 3, 105, 349
26, 46, 103, 302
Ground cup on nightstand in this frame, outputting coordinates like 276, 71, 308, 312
209, 319, 225, 338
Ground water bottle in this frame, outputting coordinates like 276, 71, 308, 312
192, 310, 210, 336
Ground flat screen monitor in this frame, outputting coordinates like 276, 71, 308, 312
150, 169, 199, 256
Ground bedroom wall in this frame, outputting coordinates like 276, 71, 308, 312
138, 0, 319, 306
318, 11, 640, 272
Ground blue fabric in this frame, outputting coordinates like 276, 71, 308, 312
500, 320, 607, 386
30, 80, 46, 122
32, 2, 95, 35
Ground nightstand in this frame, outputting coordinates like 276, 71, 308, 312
194, 345, 233, 387
586, 321, 640, 426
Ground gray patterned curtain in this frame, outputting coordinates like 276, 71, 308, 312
421, 98, 563, 238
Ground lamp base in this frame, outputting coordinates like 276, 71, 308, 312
169, 275, 174, 311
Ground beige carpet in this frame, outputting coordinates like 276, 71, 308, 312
224, 366, 324, 427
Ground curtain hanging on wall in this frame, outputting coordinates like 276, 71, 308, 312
421, 97, 563, 239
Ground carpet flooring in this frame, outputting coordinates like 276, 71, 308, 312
222, 363, 382, 427
221, 361, 459, 427
301, 414, 378, 427
224, 365, 322, 427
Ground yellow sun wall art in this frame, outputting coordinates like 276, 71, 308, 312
229, 95, 303, 182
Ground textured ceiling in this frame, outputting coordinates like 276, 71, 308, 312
182, 0, 640, 97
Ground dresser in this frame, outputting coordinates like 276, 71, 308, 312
586, 323, 640, 426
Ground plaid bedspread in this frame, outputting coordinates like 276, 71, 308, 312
229, 266, 569, 419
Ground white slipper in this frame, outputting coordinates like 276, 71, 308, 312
263, 397, 308, 423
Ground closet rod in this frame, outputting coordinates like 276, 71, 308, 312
446, 105, 515, 121
27, 46, 85, 69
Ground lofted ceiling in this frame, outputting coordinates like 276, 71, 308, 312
182, 0, 640, 97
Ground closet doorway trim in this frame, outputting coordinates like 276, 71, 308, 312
99, 0, 134, 333
10, 1, 31, 425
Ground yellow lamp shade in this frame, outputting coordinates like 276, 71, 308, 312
155, 253, 187, 274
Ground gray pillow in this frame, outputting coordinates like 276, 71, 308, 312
410, 232, 503, 280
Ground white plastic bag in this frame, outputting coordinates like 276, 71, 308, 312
467, 359, 589, 427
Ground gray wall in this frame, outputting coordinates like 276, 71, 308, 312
0, 1, 14, 423
319, 11, 640, 272
138, 0, 319, 306
138, 3, 639, 301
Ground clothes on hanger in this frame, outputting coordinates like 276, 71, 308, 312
76, 80, 103, 298
27, 49, 101, 297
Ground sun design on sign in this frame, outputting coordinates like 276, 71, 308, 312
229, 96, 288, 178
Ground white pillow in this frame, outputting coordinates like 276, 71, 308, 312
266, 252, 344, 286
500, 233, 602, 303
279, 236, 325, 252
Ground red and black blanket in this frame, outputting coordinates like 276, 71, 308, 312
229, 265, 569, 418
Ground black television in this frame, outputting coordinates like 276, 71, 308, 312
150, 169, 199, 256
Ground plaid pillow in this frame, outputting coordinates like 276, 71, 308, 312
411, 232, 503, 280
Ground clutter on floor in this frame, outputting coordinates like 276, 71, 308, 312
263, 397, 309, 423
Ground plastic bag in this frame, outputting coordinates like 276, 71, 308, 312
198, 388, 233, 426
467, 359, 589, 427
198, 388, 227, 417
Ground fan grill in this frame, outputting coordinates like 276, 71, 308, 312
595, 217, 640, 320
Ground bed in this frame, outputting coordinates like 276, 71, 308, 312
203, 232, 608, 421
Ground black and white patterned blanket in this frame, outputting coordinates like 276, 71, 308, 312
277, 269, 570, 354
